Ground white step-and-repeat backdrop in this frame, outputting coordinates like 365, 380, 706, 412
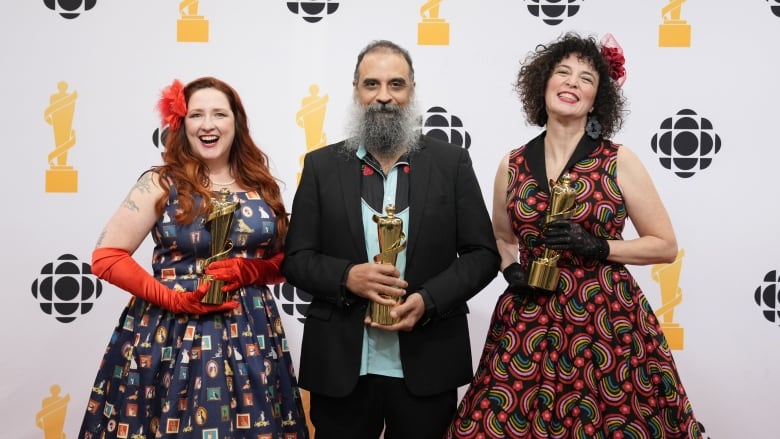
2, 1, 779, 437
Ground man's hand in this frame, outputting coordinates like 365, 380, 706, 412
365, 292, 425, 332
346, 262, 408, 306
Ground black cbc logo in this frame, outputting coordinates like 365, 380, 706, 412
286, 1, 339, 23
651, 109, 722, 179
273, 282, 312, 323
423, 107, 472, 149
43, 0, 97, 19
525, 0, 583, 25
31, 254, 103, 323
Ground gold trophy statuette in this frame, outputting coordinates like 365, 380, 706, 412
417, 0, 449, 46
177, 0, 209, 42
371, 204, 407, 325
652, 248, 686, 350
44, 81, 78, 193
200, 188, 239, 304
527, 173, 577, 291
659, 0, 690, 47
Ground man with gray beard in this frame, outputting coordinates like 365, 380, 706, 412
283, 40, 499, 439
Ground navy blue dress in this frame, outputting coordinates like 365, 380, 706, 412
79, 186, 308, 439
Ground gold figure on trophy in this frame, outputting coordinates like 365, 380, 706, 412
527, 173, 577, 291
177, 0, 209, 42
44, 81, 78, 193
418, 0, 449, 46
652, 248, 686, 349
659, 0, 690, 47
296, 85, 329, 182
200, 188, 239, 304
36, 384, 70, 439
371, 204, 407, 325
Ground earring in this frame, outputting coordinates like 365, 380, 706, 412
586, 115, 602, 140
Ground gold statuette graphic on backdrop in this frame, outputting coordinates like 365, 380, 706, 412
418, 0, 449, 45
44, 81, 78, 193
527, 173, 577, 291
296, 84, 328, 183
35, 384, 69, 439
371, 204, 407, 325
659, 0, 690, 47
651, 248, 686, 350
200, 189, 239, 304
177, 0, 209, 42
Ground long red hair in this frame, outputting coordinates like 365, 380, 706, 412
155, 76, 288, 255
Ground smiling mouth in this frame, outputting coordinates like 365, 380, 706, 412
200, 135, 219, 145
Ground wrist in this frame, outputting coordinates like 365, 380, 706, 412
502, 262, 527, 286
595, 239, 610, 261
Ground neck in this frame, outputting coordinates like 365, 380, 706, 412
369, 146, 407, 174
544, 126, 582, 157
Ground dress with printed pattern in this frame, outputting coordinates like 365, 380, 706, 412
446, 134, 701, 439
79, 186, 308, 439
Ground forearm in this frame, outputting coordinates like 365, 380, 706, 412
605, 235, 678, 266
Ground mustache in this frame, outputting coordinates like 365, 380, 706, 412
365, 102, 402, 113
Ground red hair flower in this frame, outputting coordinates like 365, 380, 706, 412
599, 33, 626, 88
157, 79, 186, 131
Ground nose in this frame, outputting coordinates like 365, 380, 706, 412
200, 115, 217, 129
375, 85, 393, 105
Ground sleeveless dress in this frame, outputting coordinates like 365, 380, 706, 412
446, 134, 701, 439
79, 184, 308, 439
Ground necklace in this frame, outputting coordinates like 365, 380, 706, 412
210, 177, 236, 187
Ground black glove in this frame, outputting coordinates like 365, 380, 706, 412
503, 262, 530, 290
543, 219, 610, 261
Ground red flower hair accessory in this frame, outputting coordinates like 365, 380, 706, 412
157, 79, 186, 131
599, 33, 626, 88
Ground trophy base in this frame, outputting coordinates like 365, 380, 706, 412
177, 19, 209, 42
661, 324, 684, 350
370, 299, 400, 325
46, 167, 78, 193
527, 260, 559, 291
659, 23, 691, 47
418, 21, 449, 45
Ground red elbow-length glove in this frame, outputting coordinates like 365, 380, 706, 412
91, 247, 239, 315
204, 251, 285, 292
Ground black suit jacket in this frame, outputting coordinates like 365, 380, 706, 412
282, 135, 499, 397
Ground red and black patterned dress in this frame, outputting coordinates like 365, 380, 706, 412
446, 133, 701, 439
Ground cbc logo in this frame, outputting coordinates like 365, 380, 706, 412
286, 1, 339, 23
770, 0, 780, 18
423, 107, 471, 149
273, 282, 312, 323
152, 126, 169, 152
650, 109, 722, 179
755, 270, 780, 326
43, 0, 98, 19
31, 254, 103, 323
525, 0, 583, 26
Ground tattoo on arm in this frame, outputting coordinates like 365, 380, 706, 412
122, 173, 155, 213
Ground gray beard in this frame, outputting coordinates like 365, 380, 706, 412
344, 99, 421, 159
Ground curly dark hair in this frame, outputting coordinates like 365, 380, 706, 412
156, 76, 288, 255
514, 32, 627, 139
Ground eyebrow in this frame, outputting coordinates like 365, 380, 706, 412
361, 77, 408, 84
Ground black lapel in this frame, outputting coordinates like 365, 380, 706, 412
336, 145, 369, 260
525, 131, 600, 193
406, 136, 430, 261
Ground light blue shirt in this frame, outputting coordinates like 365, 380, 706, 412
356, 145, 409, 378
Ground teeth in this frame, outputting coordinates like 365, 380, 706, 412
200, 135, 218, 143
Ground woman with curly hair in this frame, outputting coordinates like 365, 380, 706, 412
446, 33, 701, 438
